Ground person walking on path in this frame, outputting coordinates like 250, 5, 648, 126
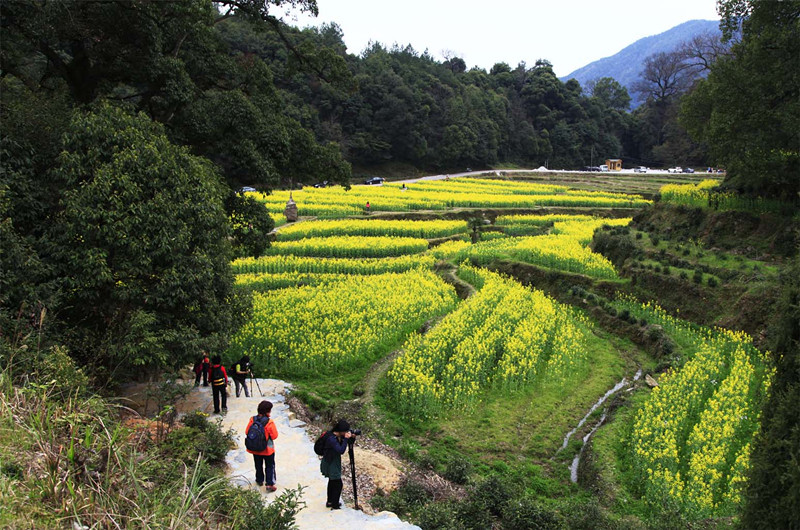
232, 355, 251, 398
193, 356, 204, 387
320, 419, 353, 509
210, 355, 229, 414
195, 353, 210, 386
245, 400, 279, 491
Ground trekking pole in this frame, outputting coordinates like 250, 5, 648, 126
348, 436, 361, 510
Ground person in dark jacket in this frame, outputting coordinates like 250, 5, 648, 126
320, 419, 352, 509
245, 400, 279, 490
232, 355, 251, 398
209, 355, 228, 414
193, 356, 204, 387
194, 353, 210, 386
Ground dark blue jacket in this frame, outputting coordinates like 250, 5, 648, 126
319, 434, 348, 479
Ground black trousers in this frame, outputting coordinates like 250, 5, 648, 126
212, 384, 227, 412
253, 453, 276, 486
327, 478, 343, 507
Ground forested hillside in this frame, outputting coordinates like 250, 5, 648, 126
218, 17, 637, 173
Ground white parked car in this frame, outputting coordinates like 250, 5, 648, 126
634, 166, 648, 173
667, 167, 683, 173
599, 164, 610, 172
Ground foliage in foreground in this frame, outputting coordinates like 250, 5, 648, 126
372, 473, 652, 530
0, 331, 303, 529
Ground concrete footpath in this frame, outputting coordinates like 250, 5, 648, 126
183, 379, 419, 529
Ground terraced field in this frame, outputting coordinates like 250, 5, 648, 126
224, 176, 774, 525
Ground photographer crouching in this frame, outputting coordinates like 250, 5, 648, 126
232, 355, 251, 398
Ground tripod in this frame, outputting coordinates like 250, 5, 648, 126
347, 436, 361, 511
249, 370, 263, 397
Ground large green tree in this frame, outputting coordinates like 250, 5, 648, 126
0, 0, 352, 190
49, 103, 248, 380
681, 0, 800, 200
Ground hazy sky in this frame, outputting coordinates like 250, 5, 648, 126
282, 0, 720, 77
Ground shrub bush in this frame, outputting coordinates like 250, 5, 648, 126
443, 459, 472, 485
182, 410, 211, 431
693, 269, 703, 284
413, 500, 461, 530
208, 483, 306, 530
501, 495, 563, 530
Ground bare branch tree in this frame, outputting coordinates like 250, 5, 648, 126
679, 31, 733, 72
632, 50, 694, 103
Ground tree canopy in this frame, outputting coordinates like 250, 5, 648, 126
682, 0, 800, 200
50, 103, 249, 378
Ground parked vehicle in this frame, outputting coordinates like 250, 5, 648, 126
667, 167, 683, 173
683, 167, 695, 173
364, 177, 385, 185
634, 166, 648, 173
313, 181, 329, 188
236, 186, 256, 193
583, 166, 601, 172
599, 164, 609, 172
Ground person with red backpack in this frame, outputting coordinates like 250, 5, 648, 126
245, 400, 279, 491
202, 353, 211, 386
209, 355, 229, 414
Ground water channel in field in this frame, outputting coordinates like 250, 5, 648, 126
558, 369, 642, 483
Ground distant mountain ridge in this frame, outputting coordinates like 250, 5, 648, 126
562, 20, 721, 108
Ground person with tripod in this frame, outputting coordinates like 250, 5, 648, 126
319, 419, 354, 510
232, 355, 251, 398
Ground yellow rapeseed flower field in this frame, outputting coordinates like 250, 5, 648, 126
622, 299, 773, 517
228, 270, 458, 374
386, 266, 591, 418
